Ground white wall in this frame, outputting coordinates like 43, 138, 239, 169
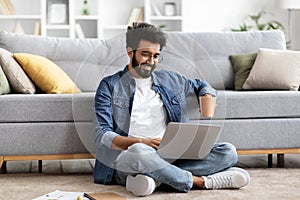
182, 0, 300, 50
290, 11, 300, 50
2, 0, 300, 50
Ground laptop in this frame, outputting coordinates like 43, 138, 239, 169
157, 122, 222, 160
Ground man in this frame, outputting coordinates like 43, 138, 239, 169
94, 22, 250, 196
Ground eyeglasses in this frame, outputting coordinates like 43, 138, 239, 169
136, 50, 163, 63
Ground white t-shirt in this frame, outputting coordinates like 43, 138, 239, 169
128, 77, 167, 139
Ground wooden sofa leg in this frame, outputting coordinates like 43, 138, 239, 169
1, 156, 7, 174
268, 154, 273, 168
1, 161, 7, 174
277, 154, 285, 167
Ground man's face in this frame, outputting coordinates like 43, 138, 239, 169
129, 40, 161, 78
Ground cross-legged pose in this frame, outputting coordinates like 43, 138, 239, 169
93, 22, 250, 196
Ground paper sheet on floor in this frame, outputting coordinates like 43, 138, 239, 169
32, 190, 89, 200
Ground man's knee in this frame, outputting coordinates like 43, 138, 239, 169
115, 143, 159, 173
215, 142, 238, 164
225, 142, 238, 164
119, 143, 156, 162
128, 143, 155, 154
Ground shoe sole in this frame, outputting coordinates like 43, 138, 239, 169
226, 167, 250, 187
126, 174, 155, 196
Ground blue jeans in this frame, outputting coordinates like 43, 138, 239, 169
113, 142, 238, 192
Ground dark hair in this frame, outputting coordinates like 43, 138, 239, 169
126, 22, 167, 50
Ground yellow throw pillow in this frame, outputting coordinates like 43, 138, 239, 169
13, 53, 81, 94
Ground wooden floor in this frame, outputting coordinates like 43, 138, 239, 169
2, 154, 300, 174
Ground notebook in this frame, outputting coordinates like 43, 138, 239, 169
157, 122, 222, 159
84, 192, 125, 200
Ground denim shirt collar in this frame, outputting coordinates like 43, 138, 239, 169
122, 65, 135, 87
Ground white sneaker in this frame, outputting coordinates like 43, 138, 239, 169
126, 174, 156, 196
204, 167, 250, 189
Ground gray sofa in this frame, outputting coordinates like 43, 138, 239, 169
0, 30, 299, 172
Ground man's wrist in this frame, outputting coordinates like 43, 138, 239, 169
137, 138, 143, 144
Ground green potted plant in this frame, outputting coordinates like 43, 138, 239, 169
231, 11, 284, 31
231, 11, 288, 47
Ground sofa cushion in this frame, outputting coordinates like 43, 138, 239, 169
243, 48, 300, 91
187, 90, 300, 120
0, 122, 93, 155
13, 53, 81, 94
229, 53, 257, 91
0, 48, 36, 94
0, 65, 11, 94
0, 92, 95, 123
196, 118, 300, 150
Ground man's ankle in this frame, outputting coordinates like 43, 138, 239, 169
192, 176, 205, 189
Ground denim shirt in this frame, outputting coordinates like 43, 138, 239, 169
93, 66, 216, 184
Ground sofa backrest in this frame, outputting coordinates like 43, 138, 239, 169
0, 31, 128, 92
0, 30, 286, 91
161, 30, 286, 89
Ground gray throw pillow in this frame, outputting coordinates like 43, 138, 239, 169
0, 65, 11, 94
0, 48, 36, 94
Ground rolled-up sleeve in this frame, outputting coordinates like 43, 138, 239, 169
101, 131, 119, 148
199, 84, 217, 97
184, 77, 217, 98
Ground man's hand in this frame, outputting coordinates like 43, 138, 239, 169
140, 138, 162, 149
112, 135, 161, 150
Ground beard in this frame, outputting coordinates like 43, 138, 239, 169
132, 52, 156, 78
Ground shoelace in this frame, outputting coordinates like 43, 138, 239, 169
210, 174, 233, 189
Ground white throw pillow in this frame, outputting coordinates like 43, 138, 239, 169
243, 48, 300, 91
